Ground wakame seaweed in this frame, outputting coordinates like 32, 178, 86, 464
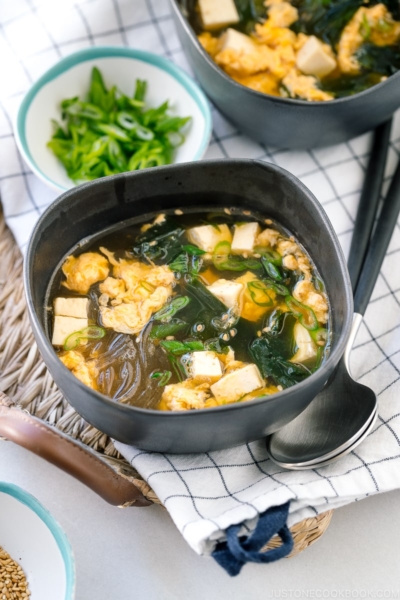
134, 216, 185, 264
234, 0, 268, 34
291, 0, 400, 46
250, 313, 312, 388
355, 43, 400, 75
320, 73, 382, 97
251, 336, 311, 388
291, 0, 364, 45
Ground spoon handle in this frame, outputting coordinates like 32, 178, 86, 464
354, 152, 400, 316
347, 119, 392, 293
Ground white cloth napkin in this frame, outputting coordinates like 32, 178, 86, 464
1, 0, 400, 559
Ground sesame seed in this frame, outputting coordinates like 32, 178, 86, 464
0, 547, 31, 599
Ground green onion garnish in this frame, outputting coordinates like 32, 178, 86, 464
285, 296, 319, 331
151, 370, 172, 386
213, 242, 262, 272
63, 326, 106, 351
153, 296, 190, 322
47, 67, 191, 183
247, 281, 275, 307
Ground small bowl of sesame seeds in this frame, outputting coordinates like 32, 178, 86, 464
0, 482, 75, 600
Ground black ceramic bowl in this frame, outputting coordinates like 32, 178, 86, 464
24, 160, 353, 453
170, 0, 400, 149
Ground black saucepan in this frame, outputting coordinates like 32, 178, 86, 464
24, 160, 353, 453
170, 0, 400, 149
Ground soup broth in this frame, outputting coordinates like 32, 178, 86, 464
48, 209, 331, 411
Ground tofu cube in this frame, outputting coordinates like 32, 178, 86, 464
290, 322, 317, 364
207, 279, 243, 309
296, 36, 336, 78
210, 364, 264, 403
52, 316, 88, 346
189, 351, 223, 383
220, 28, 257, 54
231, 222, 261, 255
187, 224, 232, 253
199, 0, 240, 31
54, 297, 89, 319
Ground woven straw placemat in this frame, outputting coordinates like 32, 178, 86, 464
0, 207, 332, 557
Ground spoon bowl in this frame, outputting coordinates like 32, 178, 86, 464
268, 407, 378, 470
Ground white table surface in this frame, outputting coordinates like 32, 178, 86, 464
0, 440, 399, 599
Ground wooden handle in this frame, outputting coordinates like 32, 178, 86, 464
0, 392, 151, 507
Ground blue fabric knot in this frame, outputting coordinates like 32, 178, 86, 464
212, 501, 293, 576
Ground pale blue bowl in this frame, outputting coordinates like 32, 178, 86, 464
14, 46, 212, 192
0, 482, 75, 599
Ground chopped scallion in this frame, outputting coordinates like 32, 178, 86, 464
285, 296, 318, 331
63, 326, 106, 351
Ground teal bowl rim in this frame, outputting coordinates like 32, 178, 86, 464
15, 45, 212, 192
0, 481, 76, 599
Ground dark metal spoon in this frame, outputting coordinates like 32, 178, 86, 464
268, 121, 399, 468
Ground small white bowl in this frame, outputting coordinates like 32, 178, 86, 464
15, 46, 212, 192
0, 482, 75, 599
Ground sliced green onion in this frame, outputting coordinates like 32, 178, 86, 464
107, 139, 127, 172
153, 296, 190, 321
254, 247, 282, 265
167, 131, 185, 147
117, 111, 139, 130
63, 326, 106, 351
213, 240, 230, 257
151, 370, 172, 386
127, 97, 145, 109
160, 339, 204, 355
134, 126, 154, 141
63, 101, 105, 121
48, 68, 191, 183
242, 259, 262, 270
213, 242, 261, 271
247, 281, 275, 307
150, 319, 187, 339
310, 327, 328, 346
261, 256, 282, 281
264, 280, 290, 296
285, 296, 318, 331
134, 79, 147, 102
96, 123, 131, 142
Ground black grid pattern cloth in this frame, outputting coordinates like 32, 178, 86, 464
1, 0, 400, 558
